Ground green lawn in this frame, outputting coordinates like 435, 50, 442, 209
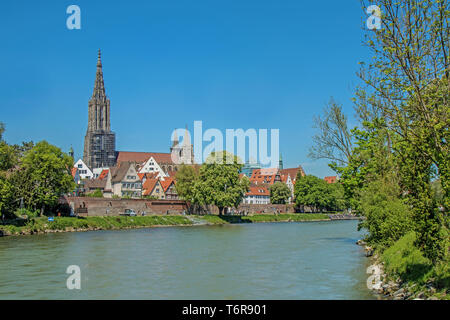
0, 213, 331, 236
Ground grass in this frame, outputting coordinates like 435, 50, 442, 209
381, 231, 450, 299
0, 213, 333, 235
0, 215, 193, 235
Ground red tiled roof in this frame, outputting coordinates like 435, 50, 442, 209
138, 172, 158, 181
280, 166, 305, 181
116, 151, 173, 164
71, 168, 78, 178
98, 169, 109, 180
324, 176, 338, 184
249, 169, 278, 185
246, 186, 270, 196
160, 177, 175, 192
142, 178, 160, 196
280, 174, 290, 183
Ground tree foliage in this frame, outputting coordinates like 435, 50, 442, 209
269, 182, 291, 204
311, 1, 449, 262
0, 137, 75, 217
193, 151, 249, 215
175, 164, 199, 203
175, 153, 250, 214
294, 174, 346, 212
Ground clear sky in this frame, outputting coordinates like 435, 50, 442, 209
0, 0, 372, 178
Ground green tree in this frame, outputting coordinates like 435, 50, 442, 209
175, 164, 199, 202
193, 151, 249, 215
358, 180, 414, 248
0, 175, 14, 218
269, 182, 291, 204
0, 141, 17, 172
294, 175, 330, 212
356, 0, 449, 262
19, 141, 75, 215
328, 182, 347, 212
0, 122, 4, 141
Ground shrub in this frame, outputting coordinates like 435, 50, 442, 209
86, 189, 103, 198
382, 231, 432, 283
358, 180, 413, 248
14, 208, 39, 219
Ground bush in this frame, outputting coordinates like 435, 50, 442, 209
86, 189, 103, 198
358, 180, 413, 248
382, 231, 432, 283
14, 208, 39, 219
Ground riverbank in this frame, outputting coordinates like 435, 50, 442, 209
358, 232, 450, 300
0, 213, 346, 237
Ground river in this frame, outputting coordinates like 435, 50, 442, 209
0, 220, 377, 299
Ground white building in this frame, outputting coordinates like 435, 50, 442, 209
138, 156, 168, 179
243, 186, 270, 204
73, 159, 94, 180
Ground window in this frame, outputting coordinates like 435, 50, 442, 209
78, 164, 82, 168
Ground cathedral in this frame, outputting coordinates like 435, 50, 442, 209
83, 50, 194, 172
83, 50, 116, 169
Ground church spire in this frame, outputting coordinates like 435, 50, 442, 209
172, 129, 179, 147
183, 124, 190, 146
93, 49, 106, 99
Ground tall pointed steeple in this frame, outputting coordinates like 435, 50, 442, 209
92, 49, 106, 100
171, 129, 179, 148
183, 124, 190, 146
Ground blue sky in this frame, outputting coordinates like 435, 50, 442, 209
0, 0, 371, 178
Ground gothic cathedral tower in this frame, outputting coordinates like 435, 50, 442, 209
83, 50, 116, 169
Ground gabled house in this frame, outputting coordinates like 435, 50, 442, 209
142, 178, 165, 199
116, 151, 177, 175
280, 165, 306, 185
84, 178, 107, 194
138, 156, 169, 178
280, 173, 294, 204
249, 168, 281, 186
107, 161, 142, 198
92, 167, 110, 179
74, 159, 94, 180
160, 177, 178, 200
243, 186, 270, 204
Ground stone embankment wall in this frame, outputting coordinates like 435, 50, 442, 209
60, 197, 314, 216
60, 197, 188, 216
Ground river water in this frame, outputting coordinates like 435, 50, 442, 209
0, 220, 377, 299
